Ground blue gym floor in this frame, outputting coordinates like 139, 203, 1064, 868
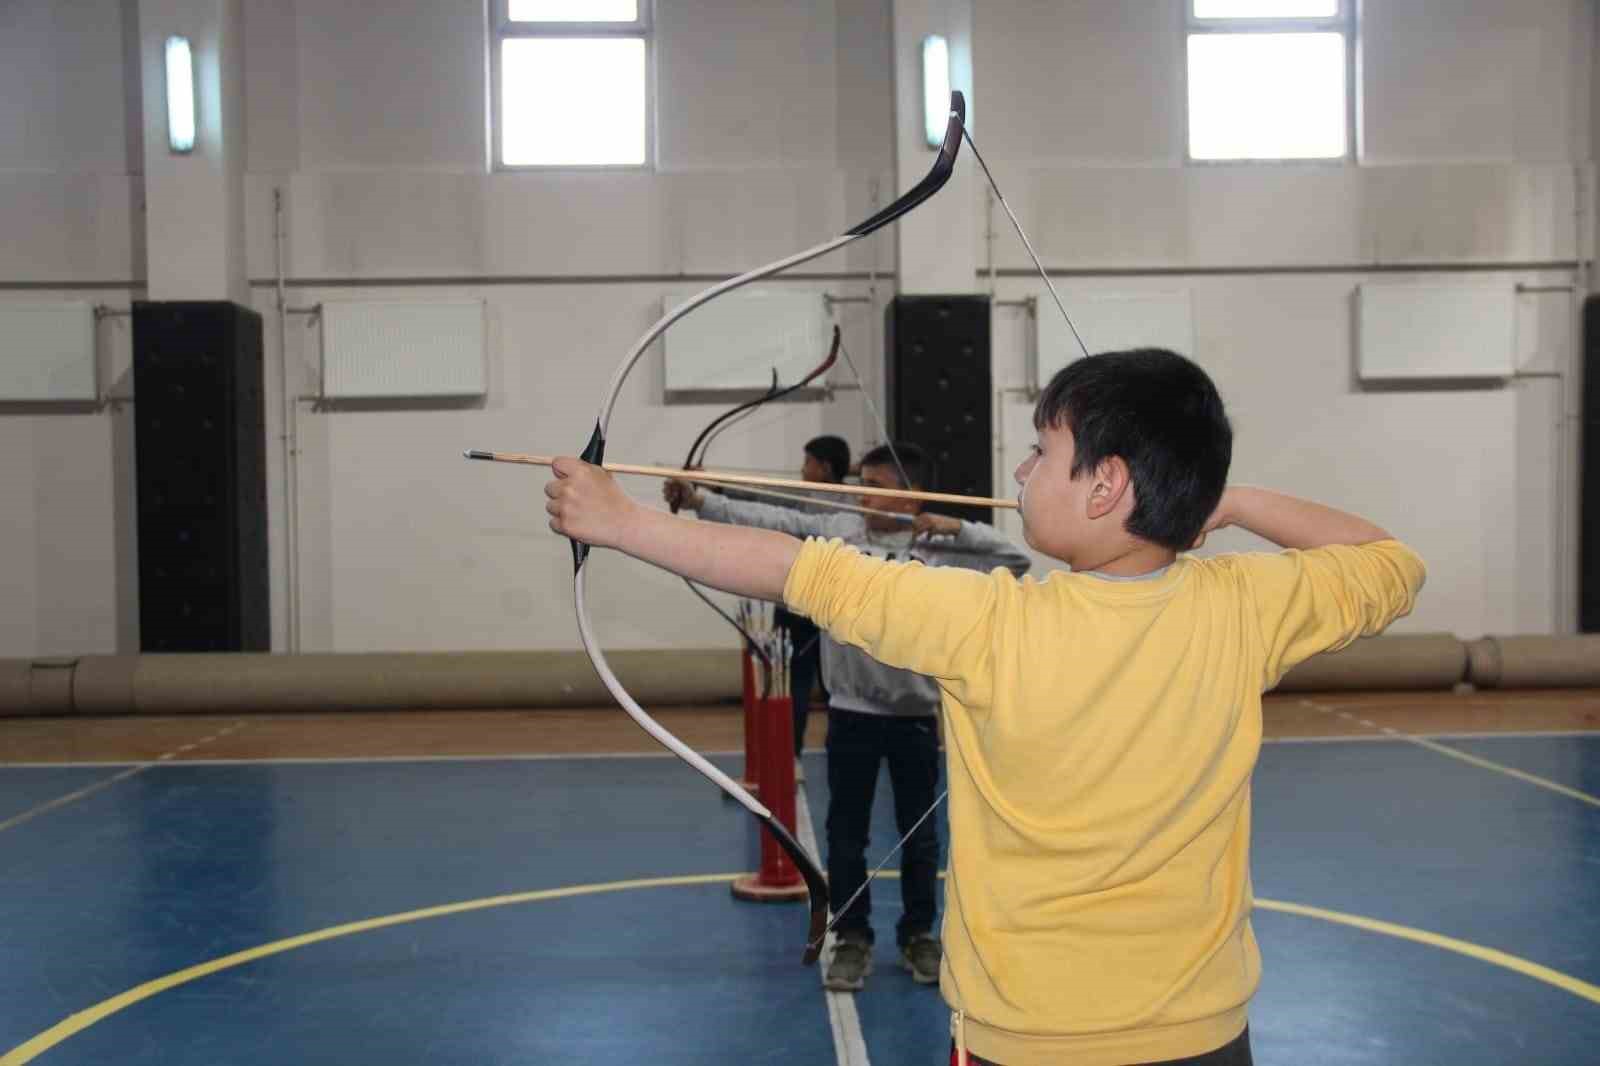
2, 734, 1598, 1065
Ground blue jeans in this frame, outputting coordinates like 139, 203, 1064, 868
780, 611, 824, 754
825, 708, 941, 946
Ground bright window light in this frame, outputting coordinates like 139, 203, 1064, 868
501, 38, 646, 166
509, 0, 636, 20
1194, 0, 1336, 16
922, 35, 950, 148
164, 36, 195, 154
1187, 33, 1345, 160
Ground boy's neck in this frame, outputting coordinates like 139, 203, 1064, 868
1077, 541, 1178, 578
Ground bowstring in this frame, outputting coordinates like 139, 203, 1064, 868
815, 132, 1087, 946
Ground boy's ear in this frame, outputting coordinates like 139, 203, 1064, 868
1086, 456, 1132, 519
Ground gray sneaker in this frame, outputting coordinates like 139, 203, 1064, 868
824, 935, 873, 992
900, 933, 941, 985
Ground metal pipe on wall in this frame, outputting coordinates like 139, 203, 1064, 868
275, 187, 303, 653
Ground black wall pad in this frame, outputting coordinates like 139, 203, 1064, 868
884, 295, 993, 524
132, 301, 269, 651
1582, 296, 1600, 632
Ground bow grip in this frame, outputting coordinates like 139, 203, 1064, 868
569, 422, 606, 573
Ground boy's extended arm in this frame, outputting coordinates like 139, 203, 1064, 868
547, 457, 800, 601
1213, 486, 1391, 549
698, 492, 858, 541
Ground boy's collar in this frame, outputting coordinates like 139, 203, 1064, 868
1080, 563, 1171, 583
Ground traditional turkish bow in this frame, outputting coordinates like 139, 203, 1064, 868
565, 93, 968, 965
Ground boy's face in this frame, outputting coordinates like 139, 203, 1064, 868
800, 453, 831, 483
858, 462, 920, 532
1013, 422, 1097, 564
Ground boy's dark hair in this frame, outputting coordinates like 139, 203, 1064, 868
859, 441, 927, 490
1034, 348, 1231, 551
804, 435, 851, 482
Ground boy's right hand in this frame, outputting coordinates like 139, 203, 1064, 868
662, 477, 704, 512
545, 457, 637, 549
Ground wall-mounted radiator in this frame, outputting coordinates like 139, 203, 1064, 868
320, 299, 487, 399
1356, 283, 1515, 381
0, 302, 97, 402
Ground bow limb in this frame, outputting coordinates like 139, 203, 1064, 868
687, 324, 841, 473
569, 92, 966, 966
673, 328, 840, 687
823, 127, 1089, 944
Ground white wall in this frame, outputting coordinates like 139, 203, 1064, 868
0, 0, 1591, 657
972, 0, 1591, 639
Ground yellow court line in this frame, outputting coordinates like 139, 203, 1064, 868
1400, 734, 1600, 808
5, 878, 1598, 1064
0, 873, 733, 1066
1296, 699, 1600, 808
1255, 899, 1600, 1005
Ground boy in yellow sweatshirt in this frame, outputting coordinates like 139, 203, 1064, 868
544, 348, 1425, 1066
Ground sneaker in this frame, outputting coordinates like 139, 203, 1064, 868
824, 934, 873, 992
900, 933, 941, 985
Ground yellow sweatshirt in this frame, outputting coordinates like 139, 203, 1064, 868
785, 538, 1425, 1066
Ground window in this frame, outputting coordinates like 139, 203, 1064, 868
491, 0, 651, 168
1185, 0, 1354, 162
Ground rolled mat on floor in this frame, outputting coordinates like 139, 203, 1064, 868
1272, 634, 1468, 692
1463, 636, 1600, 689
0, 650, 741, 717
1, 635, 1597, 716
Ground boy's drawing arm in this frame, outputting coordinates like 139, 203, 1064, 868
1213, 488, 1427, 684
1214, 486, 1392, 550
947, 519, 1033, 576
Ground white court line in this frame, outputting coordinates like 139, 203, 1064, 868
1261, 729, 1600, 745
795, 763, 872, 1066
0, 721, 247, 834
1297, 699, 1600, 808
0, 750, 750, 769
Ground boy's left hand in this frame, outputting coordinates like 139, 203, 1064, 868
912, 513, 962, 540
545, 457, 636, 549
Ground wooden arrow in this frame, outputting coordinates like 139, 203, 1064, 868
464, 450, 1018, 510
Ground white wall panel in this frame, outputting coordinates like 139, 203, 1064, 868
0, 303, 98, 401
1035, 290, 1194, 387
1357, 283, 1515, 381
661, 287, 829, 395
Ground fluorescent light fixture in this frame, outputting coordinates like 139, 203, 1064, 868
922, 35, 949, 148
165, 36, 195, 153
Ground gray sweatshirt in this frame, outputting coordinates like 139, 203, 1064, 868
698, 494, 1032, 719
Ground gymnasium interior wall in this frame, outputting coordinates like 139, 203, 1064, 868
0, 0, 1592, 660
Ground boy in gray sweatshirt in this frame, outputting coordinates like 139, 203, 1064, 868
665, 443, 1031, 992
